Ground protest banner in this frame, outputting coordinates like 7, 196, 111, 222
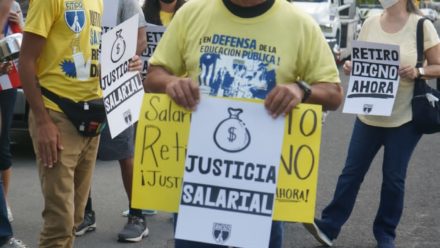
132, 94, 191, 212
132, 94, 322, 225
101, 14, 144, 138
273, 104, 322, 223
174, 96, 284, 247
343, 40, 400, 116
140, 23, 166, 74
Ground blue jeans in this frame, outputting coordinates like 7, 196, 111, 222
316, 119, 422, 244
0, 89, 17, 170
0, 178, 13, 245
173, 214, 284, 248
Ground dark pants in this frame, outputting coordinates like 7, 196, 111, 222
0, 89, 17, 170
173, 214, 284, 248
0, 178, 12, 246
317, 118, 422, 243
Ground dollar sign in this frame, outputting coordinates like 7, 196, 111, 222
116, 43, 120, 54
228, 127, 236, 142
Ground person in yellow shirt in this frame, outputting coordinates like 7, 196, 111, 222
145, 0, 343, 247
18, 0, 142, 247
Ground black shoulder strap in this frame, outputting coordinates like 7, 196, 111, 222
416, 18, 440, 90
40, 87, 62, 105
416, 18, 426, 68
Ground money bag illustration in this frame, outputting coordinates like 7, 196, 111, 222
214, 108, 251, 152
111, 29, 126, 63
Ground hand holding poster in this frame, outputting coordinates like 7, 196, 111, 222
101, 14, 144, 138
342, 40, 400, 116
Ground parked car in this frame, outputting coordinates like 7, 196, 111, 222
290, 0, 361, 62
420, 8, 438, 22
10, 88, 30, 144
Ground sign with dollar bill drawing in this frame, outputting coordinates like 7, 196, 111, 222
174, 96, 284, 247
132, 94, 323, 224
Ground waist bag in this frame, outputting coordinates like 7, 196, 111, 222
41, 87, 107, 137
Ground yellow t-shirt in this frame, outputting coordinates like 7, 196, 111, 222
160, 10, 173, 27
149, 0, 340, 100
357, 13, 440, 127
24, 0, 103, 111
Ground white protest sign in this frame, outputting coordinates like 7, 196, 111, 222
101, 14, 144, 138
140, 23, 166, 74
342, 40, 400, 116
175, 97, 285, 248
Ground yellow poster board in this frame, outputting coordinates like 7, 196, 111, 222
273, 104, 322, 223
132, 94, 322, 223
131, 94, 190, 212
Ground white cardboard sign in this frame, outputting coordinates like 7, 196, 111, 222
175, 96, 285, 248
140, 23, 166, 74
101, 14, 144, 138
342, 40, 400, 116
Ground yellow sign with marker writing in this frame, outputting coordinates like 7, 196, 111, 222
131, 94, 190, 212
273, 104, 322, 223
132, 94, 322, 223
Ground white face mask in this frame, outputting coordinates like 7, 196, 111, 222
379, 0, 399, 9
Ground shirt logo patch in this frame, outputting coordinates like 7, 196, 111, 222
65, 10, 86, 33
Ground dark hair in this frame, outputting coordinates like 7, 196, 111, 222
143, 0, 185, 25
406, 0, 422, 15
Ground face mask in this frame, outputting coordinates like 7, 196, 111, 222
379, 0, 399, 9
160, 0, 175, 3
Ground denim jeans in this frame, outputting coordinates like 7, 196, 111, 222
173, 214, 284, 248
0, 178, 13, 246
0, 89, 17, 170
316, 118, 422, 244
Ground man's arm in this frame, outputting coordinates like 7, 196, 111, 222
145, 65, 200, 110
0, 0, 12, 28
264, 82, 343, 118
136, 26, 147, 55
307, 82, 344, 111
18, 32, 63, 168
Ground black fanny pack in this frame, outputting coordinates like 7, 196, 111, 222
41, 87, 107, 137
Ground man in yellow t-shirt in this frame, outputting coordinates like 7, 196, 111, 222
145, 0, 343, 247
18, 0, 102, 247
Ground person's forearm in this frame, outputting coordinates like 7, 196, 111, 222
0, 0, 12, 28
307, 82, 343, 111
19, 61, 51, 125
136, 27, 147, 55
144, 65, 180, 93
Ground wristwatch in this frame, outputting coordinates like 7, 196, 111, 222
417, 67, 425, 78
295, 80, 312, 102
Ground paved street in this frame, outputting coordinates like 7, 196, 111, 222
6, 64, 440, 248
